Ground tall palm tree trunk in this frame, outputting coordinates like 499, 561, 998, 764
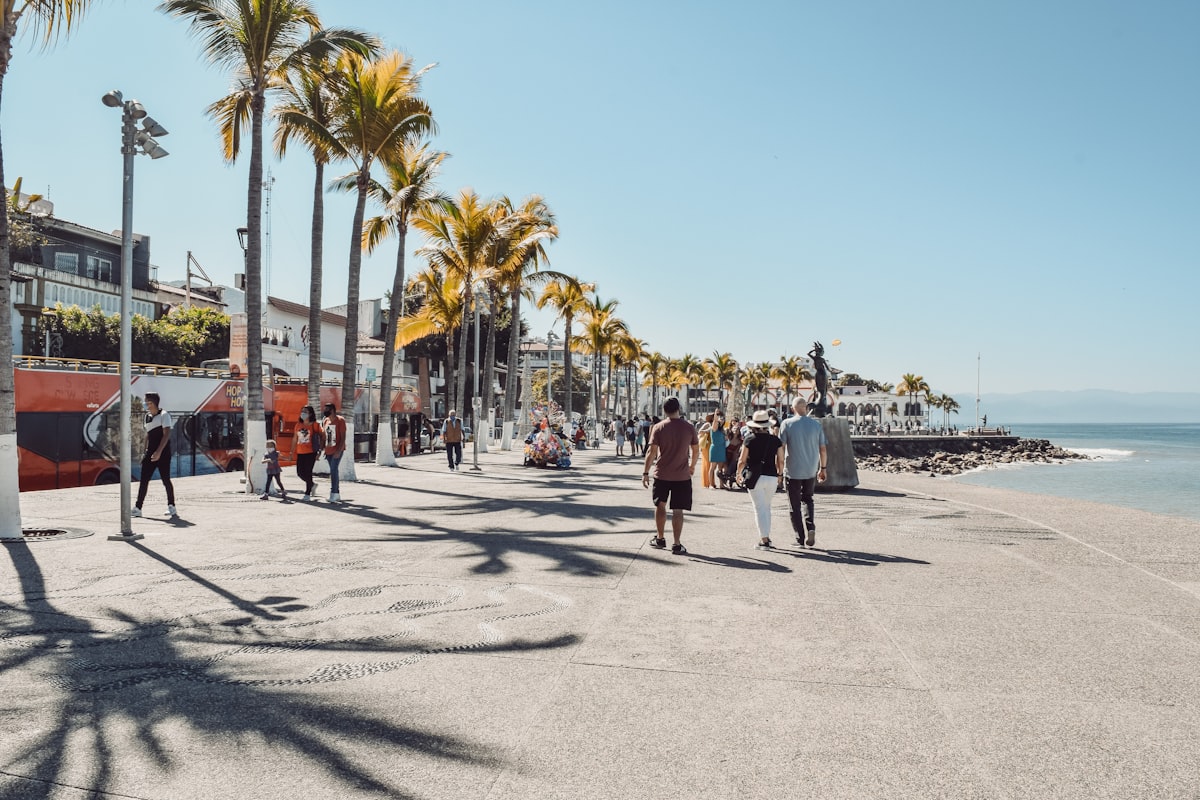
338, 173, 372, 482
306, 161, 324, 409
628, 364, 638, 417
244, 92, 268, 495
375, 223, 407, 466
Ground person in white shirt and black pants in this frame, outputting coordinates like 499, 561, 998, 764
133, 392, 177, 518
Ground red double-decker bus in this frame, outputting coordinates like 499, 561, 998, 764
14, 357, 423, 492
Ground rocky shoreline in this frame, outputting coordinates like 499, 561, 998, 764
854, 437, 1089, 476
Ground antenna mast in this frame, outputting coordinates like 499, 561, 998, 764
263, 168, 275, 304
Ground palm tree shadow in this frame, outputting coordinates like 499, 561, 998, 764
0, 540, 575, 799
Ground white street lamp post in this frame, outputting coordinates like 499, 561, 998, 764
102, 90, 168, 542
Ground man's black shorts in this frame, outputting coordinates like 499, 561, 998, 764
651, 478, 692, 510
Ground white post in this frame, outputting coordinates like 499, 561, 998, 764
106, 93, 150, 542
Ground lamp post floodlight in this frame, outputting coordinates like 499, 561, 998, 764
101, 89, 169, 542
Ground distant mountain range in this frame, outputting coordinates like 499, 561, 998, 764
945, 390, 1200, 424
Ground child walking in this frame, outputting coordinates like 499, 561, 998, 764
261, 439, 287, 500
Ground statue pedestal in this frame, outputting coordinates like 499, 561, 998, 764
818, 417, 858, 492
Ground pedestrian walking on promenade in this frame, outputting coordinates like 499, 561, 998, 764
322, 402, 347, 502
639, 413, 652, 455
290, 404, 322, 500
778, 399, 828, 546
642, 397, 699, 555
613, 416, 626, 456
441, 409, 464, 470
736, 410, 785, 550
708, 420, 728, 489
133, 392, 176, 518
260, 439, 287, 500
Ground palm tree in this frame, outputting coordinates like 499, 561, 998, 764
936, 392, 960, 428
887, 401, 900, 426
487, 196, 556, 429
481, 196, 559, 438
672, 353, 704, 417
359, 142, 447, 466
273, 57, 339, 411
640, 350, 668, 416
414, 188, 499, 421
744, 362, 773, 410
772, 355, 811, 412
613, 333, 646, 419
495, 197, 558, 429
161, 0, 375, 493
899, 373, 930, 428
926, 393, 943, 429
393, 265, 464, 418
0, 0, 97, 538
314, 50, 433, 482
536, 276, 593, 421
575, 295, 622, 418
704, 351, 739, 416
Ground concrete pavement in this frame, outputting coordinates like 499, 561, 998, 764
2, 444, 1199, 799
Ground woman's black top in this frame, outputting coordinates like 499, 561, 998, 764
743, 432, 781, 477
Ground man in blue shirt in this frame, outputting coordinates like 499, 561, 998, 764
777, 399, 828, 547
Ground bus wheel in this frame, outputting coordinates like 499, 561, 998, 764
95, 469, 120, 485
226, 459, 244, 473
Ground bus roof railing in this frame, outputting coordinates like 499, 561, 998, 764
14, 356, 418, 391
15, 355, 235, 378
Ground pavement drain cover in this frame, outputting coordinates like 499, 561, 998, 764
4, 527, 94, 543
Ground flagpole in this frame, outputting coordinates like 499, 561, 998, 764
975, 352, 981, 430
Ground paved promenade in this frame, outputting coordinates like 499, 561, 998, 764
3, 445, 1199, 799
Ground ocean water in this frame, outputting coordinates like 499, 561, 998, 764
950, 423, 1200, 522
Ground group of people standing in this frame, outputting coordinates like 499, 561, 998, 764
278, 402, 347, 501
610, 414, 654, 457
638, 397, 828, 555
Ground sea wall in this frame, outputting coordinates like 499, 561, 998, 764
853, 436, 1087, 476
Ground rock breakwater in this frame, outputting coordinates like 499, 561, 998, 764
854, 437, 1088, 476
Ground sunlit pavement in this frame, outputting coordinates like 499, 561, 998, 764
4, 445, 1200, 799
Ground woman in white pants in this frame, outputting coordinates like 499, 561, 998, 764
737, 410, 786, 550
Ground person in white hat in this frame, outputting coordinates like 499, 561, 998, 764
736, 410, 785, 550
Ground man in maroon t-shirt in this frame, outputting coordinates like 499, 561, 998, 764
642, 397, 700, 555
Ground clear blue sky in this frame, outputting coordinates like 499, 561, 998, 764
5, 0, 1198, 396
